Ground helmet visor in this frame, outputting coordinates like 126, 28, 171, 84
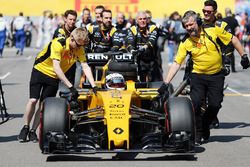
107, 78, 126, 88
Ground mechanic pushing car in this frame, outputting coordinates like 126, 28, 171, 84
53, 10, 78, 86
158, 10, 250, 144
127, 11, 162, 82
183, 0, 245, 128
18, 27, 97, 142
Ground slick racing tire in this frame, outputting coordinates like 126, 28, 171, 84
167, 97, 195, 151
39, 97, 69, 153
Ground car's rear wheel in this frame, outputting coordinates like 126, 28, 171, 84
39, 97, 69, 153
166, 97, 195, 151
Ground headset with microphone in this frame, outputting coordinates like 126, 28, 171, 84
182, 10, 203, 28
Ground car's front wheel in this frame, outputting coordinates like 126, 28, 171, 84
166, 97, 195, 151
39, 97, 69, 153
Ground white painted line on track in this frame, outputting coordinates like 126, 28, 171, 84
226, 86, 250, 97
0, 72, 11, 80
227, 86, 242, 95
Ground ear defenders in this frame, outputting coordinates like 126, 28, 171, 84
182, 10, 203, 28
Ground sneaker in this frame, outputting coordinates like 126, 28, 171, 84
202, 128, 210, 141
17, 125, 29, 142
29, 129, 38, 143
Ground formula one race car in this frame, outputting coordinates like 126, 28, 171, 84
39, 52, 195, 155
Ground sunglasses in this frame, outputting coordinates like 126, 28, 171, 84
202, 9, 214, 14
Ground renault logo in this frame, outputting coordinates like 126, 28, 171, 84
113, 127, 124, 134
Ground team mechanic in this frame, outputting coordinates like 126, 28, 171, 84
127, 11, 162, 82
114, 12, 131, 51
18, 28, 97, 142
158, 11, 250, 144
189, 0, 244, 128
202, 0, 241, 74
53, 10, 78, 85
87, 9, 121, 53
183, 0, 235, 128
91, 5, 105, 28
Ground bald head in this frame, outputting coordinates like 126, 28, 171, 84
116, 12, 125, 25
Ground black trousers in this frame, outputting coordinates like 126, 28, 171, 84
229, 52, 236, 72
190, 72, 225, 132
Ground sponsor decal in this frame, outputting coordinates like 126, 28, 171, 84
113, 127, 124, 134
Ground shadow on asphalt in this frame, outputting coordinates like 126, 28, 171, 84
0, 114, 23, 123
209, 135, 250, 143
1, 83, 20, 86
46, 153, 197, 161
8, 113, 23, 118
216, 122, 250, 129
0, 114, 23, 125
0, 135, 18, 143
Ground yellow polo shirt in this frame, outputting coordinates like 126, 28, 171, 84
175, 25, 232, 74
34, 37, 86, 78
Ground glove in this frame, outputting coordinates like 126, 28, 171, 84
92, 86, 99, 94
154, 83, 170, 112
138, 47, 146, 54
222, 64, 230, 76
158, 83, 169, 96
130, 49, 137, 55
69, 86, 79, 100
241, 54, 250, 69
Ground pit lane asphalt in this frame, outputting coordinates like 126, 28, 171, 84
0, 47, 250, 167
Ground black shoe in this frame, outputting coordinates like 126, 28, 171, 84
28, 129, 38, 143
195, 132, 202, 145
202, 128, 210, 141
17, 125, 29, 142
211, 117, 220, 128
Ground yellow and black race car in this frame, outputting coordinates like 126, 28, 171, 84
39, 52, 195, 155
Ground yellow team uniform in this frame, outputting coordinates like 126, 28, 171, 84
34, 37, 86, 79
175, 24, 233, 75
